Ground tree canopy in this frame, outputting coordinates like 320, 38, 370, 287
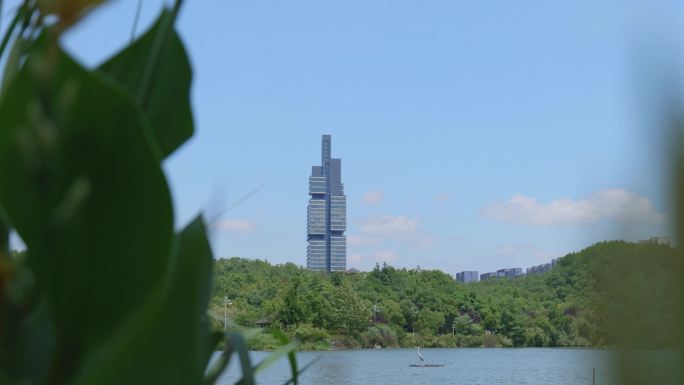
210, 241, 681, 350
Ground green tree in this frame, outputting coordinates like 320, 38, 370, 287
379, 299, 405, 326
415, 309, 445, 336
452, 314, 482, 336
326, 284, 370, 334
274, 275, 307, 328
207, 241, 681, 350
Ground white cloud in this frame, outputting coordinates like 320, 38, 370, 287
211, 219, 256, 232
434, 193, 450, 202
359, 216, 420, 236
495, 244, 556, 262
348, 253, 365, 264
347, 235, 381, 247
349, 216, 435, 251
481, 189, 667, 225
373, 250, 397, 263
415, 235, 437, 248
363, 191, 385, 205
347, 250, 397, 267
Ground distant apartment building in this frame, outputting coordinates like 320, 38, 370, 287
527, 258, 561, 275
498, 268, 523, 279
480, 268, 522, 280
456, 271, 479, 283
639, 237, 671, 247
307, 135, 347, 272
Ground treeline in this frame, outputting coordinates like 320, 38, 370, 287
209, 241, 680, 350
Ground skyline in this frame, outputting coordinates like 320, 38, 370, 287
2, 0, 680, 275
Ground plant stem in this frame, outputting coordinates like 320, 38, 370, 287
130, 0, 143, 43
0, 6, 21, 61
0, 208, 9, 255
136, 0, 185, 109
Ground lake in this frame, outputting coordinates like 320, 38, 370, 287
215, 348, 615, 385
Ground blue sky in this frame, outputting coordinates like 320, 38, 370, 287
3, 0, 683, 274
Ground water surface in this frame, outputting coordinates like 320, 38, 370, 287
215, 348, 615, 385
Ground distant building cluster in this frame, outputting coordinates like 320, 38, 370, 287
456, 260, 562, 283
455, 236, 670, 284
639, 236, 670, 246
526, 258, 560, 275
455, 267, 524, 283
455, 271, 478, 283
481, 268, 523, 281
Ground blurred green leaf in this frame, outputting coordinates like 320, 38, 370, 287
231, 332, 255, 385
254, 339, 298, 375
0, 33, 25, 102
99, 9, 193, 158
204, 335, 235, 385
0, 37, 174, 374
240, 327, 264, 341
73, 216, 214, 385
281, 359, 319, 385
201, 330, 224, 380
18, 303, 56, 384
0, 5, 21, 60
204, 328, 266, 385
0, 5, 297, 385
0, 207, 8, 254
269, 328, 299, 385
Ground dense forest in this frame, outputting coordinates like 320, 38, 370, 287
209, 241, 680, 350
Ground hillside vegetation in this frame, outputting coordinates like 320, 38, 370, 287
210, 241, 680, 350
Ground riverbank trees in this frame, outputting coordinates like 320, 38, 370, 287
211, 240, 679, 350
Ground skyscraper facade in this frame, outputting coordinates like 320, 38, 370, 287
307, 135, 346, 272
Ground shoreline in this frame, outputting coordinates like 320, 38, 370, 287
217, 346, 605, 353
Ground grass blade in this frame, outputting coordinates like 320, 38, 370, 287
280, 357, 320, 385
0, 6, 20, 62
269, 328, 300, 385
254, 341, 299, 375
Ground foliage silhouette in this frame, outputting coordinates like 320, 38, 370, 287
0, 1, 298, 384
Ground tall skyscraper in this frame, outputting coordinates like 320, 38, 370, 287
307, 135, 346, 272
